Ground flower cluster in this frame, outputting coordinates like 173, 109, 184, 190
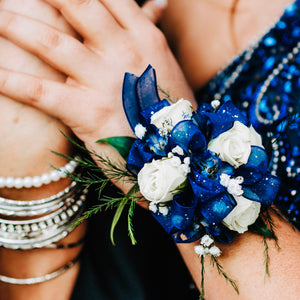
194, 235, 221, 257
123, 66, 281, 246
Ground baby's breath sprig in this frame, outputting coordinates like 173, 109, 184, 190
194, 235, 237, 299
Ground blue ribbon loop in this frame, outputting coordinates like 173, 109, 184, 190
197, 101, 249, 138
169, 120, 207, 154
235, 146, 281, 204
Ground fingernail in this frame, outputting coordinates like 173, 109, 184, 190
154, 0, 168, 8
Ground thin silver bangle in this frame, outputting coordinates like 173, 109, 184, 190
0, 254, 81, 285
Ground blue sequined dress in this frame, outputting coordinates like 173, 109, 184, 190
196, 0, 300, 230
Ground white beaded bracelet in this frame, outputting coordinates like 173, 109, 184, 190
0, 159, 78, 189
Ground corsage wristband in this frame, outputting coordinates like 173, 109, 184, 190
122, 66, 281, 297
72, 65, 281, 298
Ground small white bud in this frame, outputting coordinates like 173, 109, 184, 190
200, 235, 214, 247
134, 124, 147, 139
211, 99, 221, 109
149, 202, 158, 213
209, 246, 221, 257
159, 206, 169, 216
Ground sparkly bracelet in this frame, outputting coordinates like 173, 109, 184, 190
0, 188, 87, 250
0, 181, 78, 217
0, 159, 79, 189
0, 254, 81, 285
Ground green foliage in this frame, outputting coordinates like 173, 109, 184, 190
96, 136, 135, 161
249, 215, 276, 239
199, 256, 205, 300
249, 207, 281, 279
210, 257, 239, 295
263, 236, 271, 278
55, 132, 139, 245
158, 86, 177, 103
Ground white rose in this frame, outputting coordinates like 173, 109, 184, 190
137, 158, 187, 203
150, 99, 193, 131
222, 196, 261, 234
208, 121, 263, 168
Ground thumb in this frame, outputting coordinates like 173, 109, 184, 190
141, 0, 168, 24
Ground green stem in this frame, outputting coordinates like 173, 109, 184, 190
199, 255, 205, 300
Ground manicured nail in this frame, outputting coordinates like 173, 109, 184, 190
154, 0, 168, 8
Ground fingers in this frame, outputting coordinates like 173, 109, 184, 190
142, 0, 168, 24
43, 0, 121, 48
100, 0, 151, 29
0, 10, 96, 81
0, 67, 85, 125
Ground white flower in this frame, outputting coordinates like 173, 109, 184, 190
137, 158, 187, 203
150, 99, 193, 131
134, 124, 147, 139
170, 156, 182, 167
180, 164, 191, 176
222, 196, 261, 234
183, 157, 190, 165
220, 173, 230, 187
172, 146, 184, 156
149, 202, 158, 213
194, 245, 209, 257
200, 235, 214, 247
208, 121, 263, 168
211, 99, 221, 109
158, 206, 169, 216
167, 152, 174, 158
209, 246, 221, 257
220, 174, 244, 197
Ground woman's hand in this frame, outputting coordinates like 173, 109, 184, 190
0, 0, 195, 157
0, 0, 77, 184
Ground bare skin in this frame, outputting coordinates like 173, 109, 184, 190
161, 0, 294, 89
0, 1, 166, 299
0, 0, 299, 299
0, 1, 84, 299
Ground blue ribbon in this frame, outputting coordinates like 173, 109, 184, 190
196, 101, 249, 138
235, 146, 281, 205
122, 65, 162, 132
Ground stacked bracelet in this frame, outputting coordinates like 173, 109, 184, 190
0, 181, 78, 217
0, 160, 88, 285
0, 184, 87, 250
0, 159, 78, 189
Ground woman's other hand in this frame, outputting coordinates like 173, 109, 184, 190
0, 0, 195, 157
0, 0, 77, 188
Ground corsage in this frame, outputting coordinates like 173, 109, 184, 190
70, 66, 281, 298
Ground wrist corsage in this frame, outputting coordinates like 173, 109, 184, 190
71, 66, 281, 298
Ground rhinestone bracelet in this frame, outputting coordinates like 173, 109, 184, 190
0, 181, 78, 217
0, 187, 88, 250
0, 159, 79, 189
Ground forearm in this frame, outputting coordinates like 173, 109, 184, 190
0, 2, 84, 299
177, 211, 300, 299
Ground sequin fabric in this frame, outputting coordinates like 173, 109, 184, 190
196, 0, 300, 229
